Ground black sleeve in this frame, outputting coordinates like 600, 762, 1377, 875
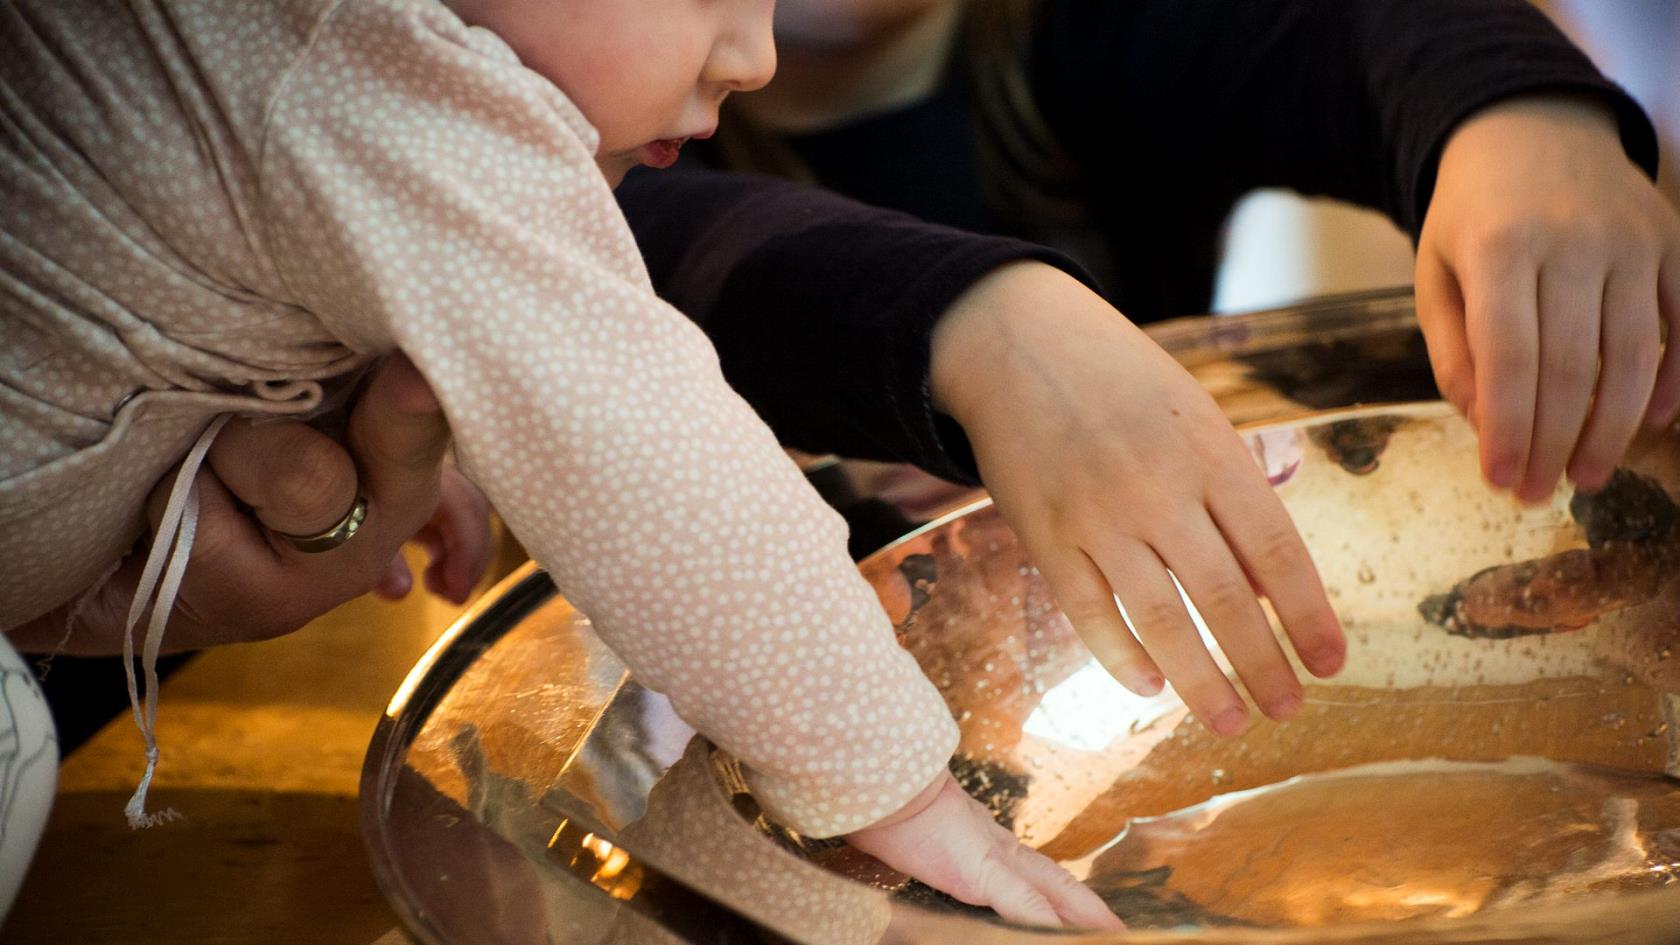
1032, 0, 1660, 237
616, 164, 1097, 484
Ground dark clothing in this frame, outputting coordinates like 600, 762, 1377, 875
617, 168, 1089, 484
618, 0, 1658, 484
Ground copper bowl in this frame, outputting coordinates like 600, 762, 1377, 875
362, 289, 1680, 944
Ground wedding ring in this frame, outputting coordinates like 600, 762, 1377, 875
277, 495, 368, 554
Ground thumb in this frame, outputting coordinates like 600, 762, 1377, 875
347, 352, 451, 533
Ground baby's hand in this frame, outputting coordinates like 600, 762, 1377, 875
846, 772, 1122, 930
930, 264, 1345, 736
1417, 93, 1680, 503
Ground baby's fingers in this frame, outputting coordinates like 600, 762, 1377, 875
997, 828, 1125, 930
972, 848, 1062, 928
1570, 264, 1660, 490
847, 775, 1119, 930
1518, 266, 1603, 502
1209, 472, 1344, 680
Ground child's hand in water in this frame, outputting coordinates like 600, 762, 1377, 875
930, 263, 1345, 736
1416, 93, 1680, 503
847, 771, 1123, 930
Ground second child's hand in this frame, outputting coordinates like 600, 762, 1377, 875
930, 263, 1346, 736
1417, 93, 1680, 503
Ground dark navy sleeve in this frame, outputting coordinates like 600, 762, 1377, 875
617, 164, 1097, 484
1031, 0, 1659, 237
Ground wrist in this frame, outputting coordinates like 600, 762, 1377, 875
1443, 92, 1621, 168
929, 261, 1085, 429
846, 769, 951, 838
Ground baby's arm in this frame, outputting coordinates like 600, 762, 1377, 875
257, 0, 955, 840
621, 168, 1344, 735
254, 14, 1119, 925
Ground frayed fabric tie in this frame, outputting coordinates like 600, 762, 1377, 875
122, 414, 229, 828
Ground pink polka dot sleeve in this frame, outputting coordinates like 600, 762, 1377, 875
256, 2, 957, 837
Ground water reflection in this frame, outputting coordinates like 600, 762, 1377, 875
1074, 758, 1680, 929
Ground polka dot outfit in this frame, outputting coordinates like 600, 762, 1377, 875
606, 739, 893, 945
0, 0, 957, 837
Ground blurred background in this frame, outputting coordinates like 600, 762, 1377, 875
1215, 0, 1678, 313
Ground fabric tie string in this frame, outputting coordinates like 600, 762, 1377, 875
122, 414, 229, 828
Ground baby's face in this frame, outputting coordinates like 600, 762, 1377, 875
446, 0, 777, 186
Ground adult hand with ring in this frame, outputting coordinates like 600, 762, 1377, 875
8, 354, 495, 656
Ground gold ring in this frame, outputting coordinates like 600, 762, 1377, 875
277, 495, 368, 554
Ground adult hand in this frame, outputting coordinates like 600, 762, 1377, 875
847, 771, 1122, 930
930, 263, 1345, 737
9, 354, 494, 656
1416, 93, 1680, 503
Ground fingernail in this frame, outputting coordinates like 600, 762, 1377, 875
1308, 643, 1345, 677
1568, 466, 1606, 492
1131, 673, 1164, 697
1211, 707, 1249, 737
1266, 692, 1303, 722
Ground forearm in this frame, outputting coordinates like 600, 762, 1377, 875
618, 164, 1096, 482
1030, 0, 1658, 236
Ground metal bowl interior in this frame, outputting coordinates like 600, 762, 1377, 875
362, 289, 1680, 945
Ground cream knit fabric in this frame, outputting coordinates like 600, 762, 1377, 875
0, 0, 956, 836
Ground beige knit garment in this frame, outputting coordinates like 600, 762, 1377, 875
0, 0, 957, 836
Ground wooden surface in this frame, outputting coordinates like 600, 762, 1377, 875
3, 542, 524, 945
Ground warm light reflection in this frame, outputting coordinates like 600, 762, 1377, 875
1024, 659, 1181, 751
582, 832, 632, 882
548, 819, 644, 900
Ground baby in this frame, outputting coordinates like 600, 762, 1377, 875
0, 0, 1136, 926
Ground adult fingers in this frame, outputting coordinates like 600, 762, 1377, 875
1647, 247, 1680, 429
207, 417, 358, 537
1517, 266, 1603, 503
287, 351, 453, 587
1207, 472, 1344, 680
1090, 536, 1248, 737
146, 468, 313, 649
347, 352, 452, 534
1416, 250, 1477, 421
1158, 513, 1302, 722
1571, 263, 1660, 489
1463, 252, 1540, 490
1034, 545, 1163, 696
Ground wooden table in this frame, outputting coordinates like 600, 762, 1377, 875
4, 542, 525, 945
